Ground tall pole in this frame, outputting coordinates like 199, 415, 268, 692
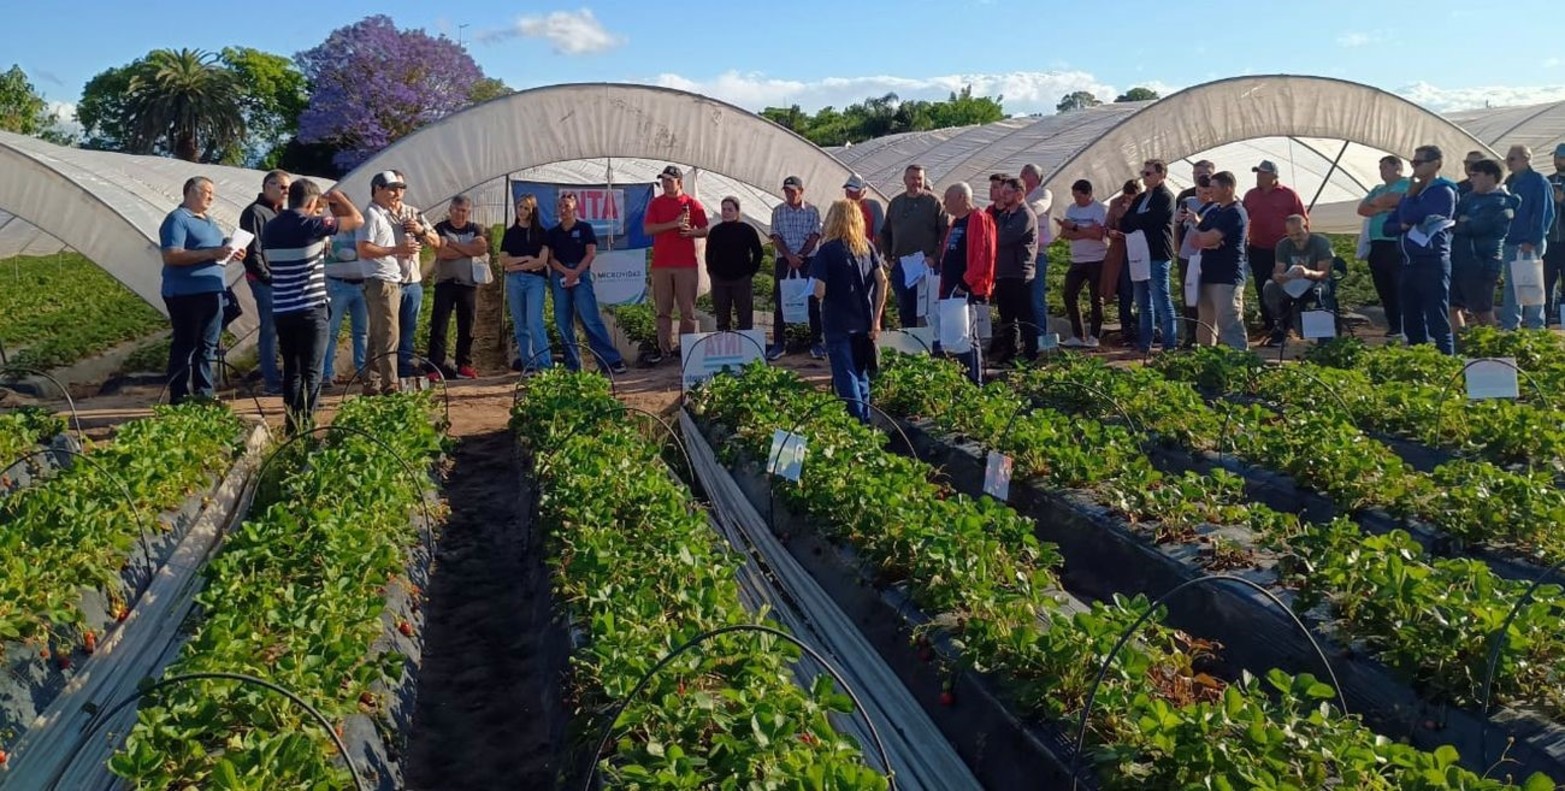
458, 23, 469, 47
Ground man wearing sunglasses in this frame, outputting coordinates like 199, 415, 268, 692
1499, 145, 1556, 330
1384, 146, 1458, 355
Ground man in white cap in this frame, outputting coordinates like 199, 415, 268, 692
843, 175, 884, 253
1242, 160, 1306, 339
356, 170, 425, 395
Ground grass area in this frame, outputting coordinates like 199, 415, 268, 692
0, 252, 166, 370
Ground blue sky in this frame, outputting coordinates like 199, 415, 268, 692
8, 0, 1564, 121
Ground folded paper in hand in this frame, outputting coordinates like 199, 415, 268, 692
1282, 277, 1313, 299
1407, 217, 1454, 248
222, 229, 254, 264
899, 252, 928, 288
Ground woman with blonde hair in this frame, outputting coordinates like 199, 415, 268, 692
500, 193, 553, 372
810, 199, 888, 422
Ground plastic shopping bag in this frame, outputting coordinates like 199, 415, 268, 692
780, 272, 812, 324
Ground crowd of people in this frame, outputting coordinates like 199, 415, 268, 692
156, 141, 1565, 427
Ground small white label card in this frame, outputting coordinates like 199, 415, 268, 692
767, 429, 807, 481
983, 450, 1013, 501
1464, 357, 1520, 400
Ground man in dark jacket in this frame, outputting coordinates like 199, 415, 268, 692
1119, 159, 1178, 352
1548, 143, 1565, 324
239, 169, 289, 395
1499, 145, 1557, 329
1385, 145, 1459, 354
989, 176, 1038, 363
1450, 158, 1517, 329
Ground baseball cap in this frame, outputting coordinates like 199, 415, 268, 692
842, 175, 867, 192
659, 165, 683, 181
1252, 160, 1279, 175
1554, 143, 1565, 158
783, 175, 804, 190
371, 170, 407, 190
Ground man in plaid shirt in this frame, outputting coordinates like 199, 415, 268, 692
769, 175, 825, 360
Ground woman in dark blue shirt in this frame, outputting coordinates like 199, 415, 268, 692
810, 200, 888, 422
500, 194, 553, 371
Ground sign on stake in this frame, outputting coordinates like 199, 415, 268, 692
766, 429, 807, 481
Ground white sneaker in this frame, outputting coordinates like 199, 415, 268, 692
1083, 335, 1101, 348
1061, 336, 1086, 348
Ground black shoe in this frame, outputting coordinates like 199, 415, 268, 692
510, 358, 524, 372
1262, 333, 1285, 348
609, 361, 628, 375
643, 350, 665, 365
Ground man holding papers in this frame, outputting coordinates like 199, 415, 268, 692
878, 164, 948, 329
158, 176, 245, 405
1384, 145, 1459, 355
1262, 215, 1333, 346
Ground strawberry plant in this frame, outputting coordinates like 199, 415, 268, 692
516, 370, 887, 788
0, 253, 167, 370
0, 406, 66, 469
110, 393, 446, 789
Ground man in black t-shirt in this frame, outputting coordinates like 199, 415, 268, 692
548, 192, 628, 374
429, 195, 489, 380
1189, 171, 1250, 350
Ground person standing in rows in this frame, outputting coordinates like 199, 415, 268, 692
1020, 163, 1054, 354
356, 171, 421, 395
321, 227, 368, 389
1102, 179, 1140, 346
262, 180, 362, 434
549, 191, 629, 375
500, 194, 552, 372
811, 200, 888, 423
843, 175, 883, 253
989, 176, 1037, 365
1120, 159, 1178, 353
1190, 171, 1250, 350
389, 171, 440, 381
1499, 145, 1557, 330
428, 194, 487, 380
1243, 161, 1306, 341
1173, 160, 1215, 347
1056, 179, 1107, 348
159, 177, 244, 405
1547, 144, 1565, 323
767, 175, 824, 361
1357, 155, 1411, 340
939, 182, 995, 382
879, 164, 946, 329
239, 169, 288, 395
642, 165, 708, 364
1450, 158, 1517, 329
1384, 145, 1458, 355
1456, 151, 1486, 197
704, 196, 765, 332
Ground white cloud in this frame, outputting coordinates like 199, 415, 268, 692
45, 101, 81, 137
478, 9, 623, 54
643, 70, 1171, 116
1335, 31, 1380, 48
1397, 81, 1565, 113
1545, 57, 1562, 69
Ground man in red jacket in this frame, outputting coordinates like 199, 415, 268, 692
938, 182, 995, 381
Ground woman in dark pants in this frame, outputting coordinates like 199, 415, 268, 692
158, 176, 244, 404
705, 196, 765, 331
810, 199, 888, 422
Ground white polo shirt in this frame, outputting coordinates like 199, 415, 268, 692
357, 202, 402, 283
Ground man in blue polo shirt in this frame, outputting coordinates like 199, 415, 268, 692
262, 179, 363, 433
548, 191, 629, 375
1385, 145, 1459, 354
159, 176, 243, 405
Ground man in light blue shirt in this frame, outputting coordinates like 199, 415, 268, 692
159, 176, 243, 404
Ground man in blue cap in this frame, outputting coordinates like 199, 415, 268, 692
1546, 143, 1565, 323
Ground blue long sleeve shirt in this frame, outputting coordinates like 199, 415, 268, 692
1385, 177, 1458, 264
1504, 168, 1556, 247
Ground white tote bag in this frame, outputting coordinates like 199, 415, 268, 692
1355, 217, 1373, 260
471, 255, 494, 285
1510, 252, 1546, 307
1184, 252, 1202, 307
780, 272, 812, 324
937, 296, 973, 353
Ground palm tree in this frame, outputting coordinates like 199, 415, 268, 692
125, 49, 245, 162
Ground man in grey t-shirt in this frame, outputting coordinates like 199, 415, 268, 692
1262, 214, 1333, 346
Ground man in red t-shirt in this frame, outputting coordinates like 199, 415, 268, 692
1242, 160, 1307, 337
642, 164, 709, 363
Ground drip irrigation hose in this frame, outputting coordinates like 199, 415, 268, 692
0, 365, 86, 445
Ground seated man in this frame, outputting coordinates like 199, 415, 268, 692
1263, 214, 1333, 346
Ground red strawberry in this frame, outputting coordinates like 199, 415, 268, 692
677, 680, 687, 695
798, 732, 817, 746
0, 748, 8, 766
397, 620, 413, 638
57, 654, 72, 670
938, 690, 955, 706
83, 631, 97, 654
359, 691, 376, 708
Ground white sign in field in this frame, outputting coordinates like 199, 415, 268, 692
1464, 357, 1520, 400
679, 330, 768, 393
593, 249, 648, 305
766, 429, 806, 481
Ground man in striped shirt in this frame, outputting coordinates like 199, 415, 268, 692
262, 179, 364, 433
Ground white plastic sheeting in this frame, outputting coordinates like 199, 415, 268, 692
335, 83, 884, 228
1448, 100, 1565, 158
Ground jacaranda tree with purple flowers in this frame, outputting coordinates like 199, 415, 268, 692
296, 15, 492, 171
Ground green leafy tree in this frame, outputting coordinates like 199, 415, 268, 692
0, 65, 49, 135
219, 46, 307, 163
1115, 86, 1161, 103
468, 77, 511, 104
77, 62, 141, 152
759, 85, 1005, 146
125, 48, 246, 163
1056, 90, 1103, 114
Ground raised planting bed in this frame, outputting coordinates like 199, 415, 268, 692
0, 407, 76, 495
873, 352, 1565, 783
514, 369, 889, 789
92, 394, 448, 790
684, 362, 1549, 790
0, 403, 259, 782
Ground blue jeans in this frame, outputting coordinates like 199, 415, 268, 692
550, 270, 624, 371
163, 292, 224, 404
506, 273, 552, 369
397, 281, 422, 377
323, 278, 367, 380
1030, 253, 1049, 340
247, 279, 279, 388
1500, 241, 1548, 330
825, 334, 872, 423
1134, 260, 1177, 352
1401, 257, 1454, 355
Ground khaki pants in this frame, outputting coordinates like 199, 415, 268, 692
364, 278, 402, 394
1196, 283, 1247, 350
651, 267, 699, 353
